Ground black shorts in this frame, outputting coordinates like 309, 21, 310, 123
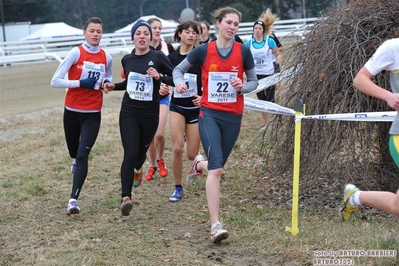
169, 102, 200, 124
273, 62, 281, 73
256, 74, 275, 103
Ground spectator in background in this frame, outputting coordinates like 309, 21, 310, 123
50, 17, 113, 215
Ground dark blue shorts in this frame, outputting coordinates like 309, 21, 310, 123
169, 102, 200, 124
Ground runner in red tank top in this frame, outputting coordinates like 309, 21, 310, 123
50, 17, 113, 215
173, 7, 258, 243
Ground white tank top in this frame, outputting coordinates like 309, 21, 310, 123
250, 36, 274, 75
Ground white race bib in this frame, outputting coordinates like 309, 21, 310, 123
208, 72, 237, 103
80, 61, 106, 90
253, 51, 271, 68
173, 73, 197, 98
126, 72, 154, 101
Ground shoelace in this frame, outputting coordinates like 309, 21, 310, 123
340, 198, 353, 213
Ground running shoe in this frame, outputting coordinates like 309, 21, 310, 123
71, 159, 77, 174
210, 221, 228, 243
339, 184, 359, 221
121, 196, 133, 216
67, 199, 80, 215
157, 159, 168, 178
169, 187, 184, 202
186, 154, 204, 183
133, 168, 143, 188
144, 167, 157, 181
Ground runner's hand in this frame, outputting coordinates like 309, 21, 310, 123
80, 77, 97, 89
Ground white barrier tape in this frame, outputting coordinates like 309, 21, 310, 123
242, 65, 397, 122
244, 97, 296, 116
245, 65, 302, 96
244, 97, 397, 122
303, 111, 397, 122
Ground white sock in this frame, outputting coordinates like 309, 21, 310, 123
349, 191, 362, 206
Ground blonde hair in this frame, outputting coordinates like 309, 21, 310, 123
259, 8, 279, 35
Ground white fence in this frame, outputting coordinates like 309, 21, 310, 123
0, 18, 317, 66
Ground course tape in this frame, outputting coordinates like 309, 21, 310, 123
244, 66, 397, 122
244, 97, 397, 122
302, 111, 397, 122
245, 65, 302, 96
244, 97, 296, 116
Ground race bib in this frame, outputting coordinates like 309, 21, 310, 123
253, 52, 267, 67
80, 61, 106, 90
126, 72, 154, 101
173, 73, 197, 98
208, 72, 237, 103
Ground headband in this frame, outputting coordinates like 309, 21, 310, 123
253, 20, 266, 33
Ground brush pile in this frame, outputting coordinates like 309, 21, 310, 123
265, 0, 399, 191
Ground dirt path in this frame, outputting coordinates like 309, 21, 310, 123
0, 58, 302, 265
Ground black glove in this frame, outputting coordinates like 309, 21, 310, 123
80, 77, 97, 89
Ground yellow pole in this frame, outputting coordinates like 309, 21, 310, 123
286, 98, 303, 236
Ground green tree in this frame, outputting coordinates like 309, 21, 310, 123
3, 0, 54, 23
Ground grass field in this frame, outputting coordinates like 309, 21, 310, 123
0, 57, 398, 265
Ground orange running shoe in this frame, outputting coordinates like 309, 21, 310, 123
144, 167, 157, 181
157, 159, 168, 178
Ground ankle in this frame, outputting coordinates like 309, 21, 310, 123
349, 191, 362, 206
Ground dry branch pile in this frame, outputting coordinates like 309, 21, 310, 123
265, 0, 399, 191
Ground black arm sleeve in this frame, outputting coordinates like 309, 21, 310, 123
114, 80, 127, 91
167, 43, 175, 53
158, 53, 175, 86
271, 32, 282, 47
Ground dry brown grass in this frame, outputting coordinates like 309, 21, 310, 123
0, 55, 398, 266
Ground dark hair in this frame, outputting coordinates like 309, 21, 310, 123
84, 17, 103, 30
201, 21, 210, 31
173, 21, 200, 42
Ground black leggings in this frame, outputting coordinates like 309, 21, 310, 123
63, 108, 101, 199
256, 74, 275, 102
119, 109, 159, 198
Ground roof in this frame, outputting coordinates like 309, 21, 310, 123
114, 15, 178, 34
20, 22, 83, 41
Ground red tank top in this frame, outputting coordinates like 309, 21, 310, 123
65, 45, 107, 111
201, 41, 244, 114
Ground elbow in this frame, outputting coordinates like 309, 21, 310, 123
353, 75, 360, 90
50, 78, 56, 87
